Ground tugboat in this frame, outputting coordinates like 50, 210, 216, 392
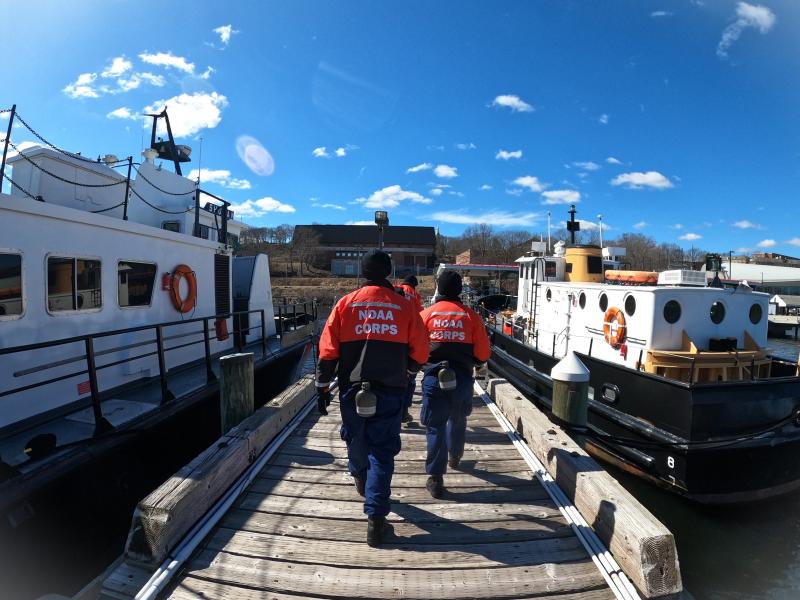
0, 107, 313, 519
485, 206, 800, 503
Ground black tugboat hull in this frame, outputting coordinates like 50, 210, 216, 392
490, 331, 800, 503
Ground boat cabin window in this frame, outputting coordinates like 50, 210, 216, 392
664, 300, 681, 324
544, 261, 556, 278
194, 224, 210, 239
624, 294, 636, 316
587, 256, 603, 274
710, 301, 726, 324
162, 221, 181, 233
599, 293, 608, 312
578, 292, 586, 309
227, 234, 239, 247
47, 257, 102, 312
0, 253, 23, 316
749, 303, 763, 325
118, 262, 157, 307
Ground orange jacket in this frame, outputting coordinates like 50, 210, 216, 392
398, 283, 424, 313
420, 299, 491, 371
317, 281, 429, 390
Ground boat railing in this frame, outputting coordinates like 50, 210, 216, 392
0, 105, 236, 246
0, 307, 307, 437
273, 300, 319, 336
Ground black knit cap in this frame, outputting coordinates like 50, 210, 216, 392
403, 275, 418, 288
361, 249, 392, 280
437, 270, 462, 299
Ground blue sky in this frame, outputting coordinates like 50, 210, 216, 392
2, 1, 800, 253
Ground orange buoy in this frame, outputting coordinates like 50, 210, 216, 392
169, 264, 197, 313
603, 307, 626, 348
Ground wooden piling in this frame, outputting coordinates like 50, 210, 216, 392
220, 353, 254, 434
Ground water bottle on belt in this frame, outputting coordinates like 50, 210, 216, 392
355, 382, 377, 417
437, 361, 457, 391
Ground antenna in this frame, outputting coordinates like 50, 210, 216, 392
566, 204, 580, 245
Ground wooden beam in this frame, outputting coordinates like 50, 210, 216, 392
219, 352, 254, 434
486, 378, 682, 598
121, 374, 315, 567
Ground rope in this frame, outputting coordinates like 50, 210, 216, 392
90, 201, 126, 213
8, 140, 126, 188
13, 112, 97, 164
2, 172, 42, 201
133, 165, 196, 196
129, 186, 192, 215
0, 108, 12, 113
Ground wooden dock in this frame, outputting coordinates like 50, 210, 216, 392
155, 379, 617, 600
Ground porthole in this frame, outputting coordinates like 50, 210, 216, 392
624, 295, 636, 316
599, 293, 608, 312
663, 300, 681, 324
579, 292, 586, 309
749, 303, 763, 325
546, 288, 552, 302
710, 301, 726, 324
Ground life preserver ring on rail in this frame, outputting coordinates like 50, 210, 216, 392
169, 264, 197, 313
604, 270, 659, 285
603, 307, 626, 349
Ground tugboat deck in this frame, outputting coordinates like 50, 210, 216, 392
162, 380, 615, 600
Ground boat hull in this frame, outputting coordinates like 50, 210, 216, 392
490, 330, 800, 503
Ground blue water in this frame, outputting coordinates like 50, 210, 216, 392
611, 337, 800, 599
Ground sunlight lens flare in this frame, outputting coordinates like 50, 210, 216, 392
236, 135, 275, 176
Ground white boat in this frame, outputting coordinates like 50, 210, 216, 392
0, 109, 312, 510
480, 207, 800, 503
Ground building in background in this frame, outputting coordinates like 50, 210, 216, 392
293, 224, 436, 276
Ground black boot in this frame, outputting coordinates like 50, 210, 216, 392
367, 516, 392, 547
448, 454, 460, 469
402, 408, 413, 423
426, 475, 444, 499
354, 475, 366, 497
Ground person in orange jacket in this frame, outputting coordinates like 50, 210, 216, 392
395, 275, 424, 423
418, 270, 491, 498
316, 250, 429, 546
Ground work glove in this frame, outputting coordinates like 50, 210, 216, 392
317, 387, 331, 415
474, 363, 488, 380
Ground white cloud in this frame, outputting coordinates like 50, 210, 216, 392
672, 223, 684, 230
611, 171, 673, 189
63, 72, 99, 98
573, 161, 601, 171
139, 51, 195, 74
213, 24, 239, 46
633, 221, 648, 230
506, 188, 524, 197
541, 189, 581, 205
4, 140, 41, 160
187, 168, 252, 190
407, 162, 432, 173
679, 233, 702, 241
757, 238, 777, 248
101, 57, 133, 78
496, 149, 523, 161
491, 94, 534, 113
717, 2, 776, 60
598, 114, 609, 125
430, 210, 539, 227
143, 92, 227, 138
787, 238, 800, 247
448, 190, 465, 197
229, 197, 295, 217
354, 185, 432, 209
107, 107, 137, 120
199, 66, 215, 80
430, 188, 444, 197
736, 247, 752, 253
312, 147, 329, 158
479, 184, 493, 191
312, 202, 345, 210
512, 175, 545, 192
734, 219, 761, 229
346, 220, 376, 226
651, 10, 673, 17
605, 156, 622, 165
434, 164, 458, 179
335, 147, 347, 157
138, 72, 166, 87
455, 142, 476, 150
236, 135, 275, 176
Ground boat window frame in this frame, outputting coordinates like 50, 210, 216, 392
162, 220, 182, 233
663, 299, 682, 324
710, 300, 726, 325
578, 291, 586, 309
624, 293, 636, 317
749, 302, 763, 325
45, 253, 103, 316
117, 259, 158, 310
0, 248, 25, 321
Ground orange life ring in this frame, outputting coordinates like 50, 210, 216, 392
169, 264, 197, 313
604, 270, 658, 285
603, 307, 626, 348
